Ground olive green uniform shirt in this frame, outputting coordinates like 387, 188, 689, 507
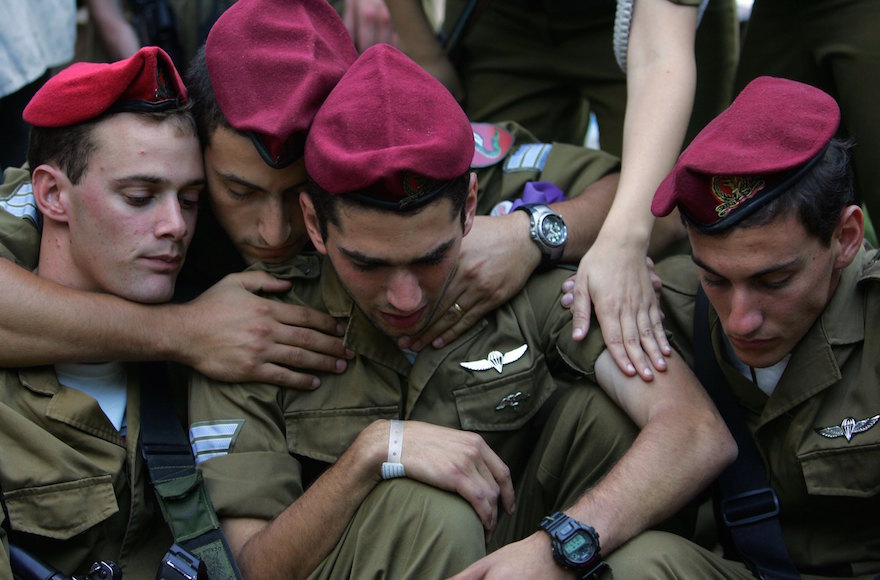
0, 367, 172, 577
655, 247, 880, 576
189, 255, 612, 521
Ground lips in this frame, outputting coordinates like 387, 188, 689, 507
142, 253, 183, 272
728, 336, 774, 352
380, 306, 427, 330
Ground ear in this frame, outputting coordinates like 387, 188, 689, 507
462, 172, 478, 237
31, 164, 71, 224
299, 191, 327, 254
831, 204, 864, 270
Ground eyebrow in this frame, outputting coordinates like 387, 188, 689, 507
338, 237, 457, 268
691, 254, 802, 279
113, 175, 206, 189
215, 170, 307, 194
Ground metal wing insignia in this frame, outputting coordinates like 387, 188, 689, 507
460, 344, 528, 373
814, 414, 880, 442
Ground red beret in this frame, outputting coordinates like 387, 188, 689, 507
305, 44, 474, 210
206, 0, 357, 169
23, 46, 186, 128
652, 76, 840, 232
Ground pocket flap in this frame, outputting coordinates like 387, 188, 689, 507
4, 475, 118, 539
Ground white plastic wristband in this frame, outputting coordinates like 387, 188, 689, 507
381, 419, 406, 480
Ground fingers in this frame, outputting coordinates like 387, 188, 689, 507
228, 270, 293, 294
402, 424, 513, 534
400, 295, 466, 350
425, 297, 492, 351
569, 267, 593, 342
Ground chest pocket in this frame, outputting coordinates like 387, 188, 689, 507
453, 353, 555, 432
3, 475, 118, 540
798, 443, 880, 497
285, 405, 399, 464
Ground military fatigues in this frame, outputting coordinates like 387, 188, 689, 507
188, 256, 638, 577
0, 169, 181, 577
0, 367, 173, 577
442, 0, 701, 153
607, 248, 880, 578
0, 165, 39, 269
734, 0, 880, 225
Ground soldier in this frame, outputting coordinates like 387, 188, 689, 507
605, 76, 880, 578
188, 43, 735, 579
0, 47, 204, 577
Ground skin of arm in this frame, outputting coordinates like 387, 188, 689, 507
570, 0, 697, 381
383, 0, 464, 101
85, 0, 141, 61
0, 260, 352, 389
400, 172, 620, 351
450, 348, 738, 579
222, 420, 515, 579
342, 0, 398, 51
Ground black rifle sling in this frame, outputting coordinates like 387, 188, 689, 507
694, 287, 801, 580
139, 363, 242, 579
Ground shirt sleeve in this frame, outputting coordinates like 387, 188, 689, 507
188, 372, 305, 521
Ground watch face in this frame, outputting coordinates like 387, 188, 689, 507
562, 529, 598, 565
540, 215, 568, 247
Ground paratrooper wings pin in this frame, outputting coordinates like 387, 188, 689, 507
460, 344, 528, 374
814, 414, 880, 442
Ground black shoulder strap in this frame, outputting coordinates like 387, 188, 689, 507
693, 287, 801, 580
139, 363, 242, 579
441, 0, 491, 63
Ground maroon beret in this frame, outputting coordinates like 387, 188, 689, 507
652, 76, 840, 232
305, 44, 474, 210
206, 0, 357, 169
23, 46, 185, 128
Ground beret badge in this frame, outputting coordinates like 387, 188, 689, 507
711, 175, 765, 218
401, 172, 439, 210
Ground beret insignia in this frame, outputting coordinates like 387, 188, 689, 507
712, 176, 766, 218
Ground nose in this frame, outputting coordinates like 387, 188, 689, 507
386, 269, 423, 313
725, 287, 763, 338
156, 196, 188, 241
258, 194, 292, 247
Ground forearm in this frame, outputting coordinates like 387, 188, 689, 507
550, 172, 619, 261
0, 259, 175, 366
86, 0, 141, 60
232, 422, 386, 578
600, 0, 698, 251
573, 351, 736, 552
384, 0, 443, 63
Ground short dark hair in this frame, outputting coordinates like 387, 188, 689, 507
27, 105, 196, 185
308, 173, 472, 241
184, 45, 235, 148
683, 138, 855, 246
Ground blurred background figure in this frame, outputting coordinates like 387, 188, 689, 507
734, 0, 880, 245
0, 0, 77, 170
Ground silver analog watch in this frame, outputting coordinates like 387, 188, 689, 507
515, 203, 568, 270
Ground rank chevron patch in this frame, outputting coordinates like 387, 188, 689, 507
189, 420, 245, 464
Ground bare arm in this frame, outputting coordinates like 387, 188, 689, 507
225, 420, 514, 578
451, 349, 737, 579
571, 0, 697, 380
400, 172, 619, 351
383, 0, 463, 100
84, 0, 141, 60
0, 261, 351, 389
342, 0, 398, 51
